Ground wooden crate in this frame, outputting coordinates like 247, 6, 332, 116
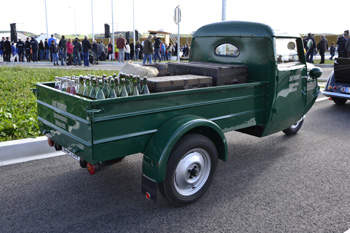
168, 62, 247, 86
148, 75, 212, 92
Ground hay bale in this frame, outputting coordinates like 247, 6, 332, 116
120, 61, 159, 77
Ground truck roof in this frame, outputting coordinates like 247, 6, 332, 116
193, 21, 299, 38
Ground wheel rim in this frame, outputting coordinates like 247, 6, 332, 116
174, 148, 211, 196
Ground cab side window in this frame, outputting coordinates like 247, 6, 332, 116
275, 38, 300, 64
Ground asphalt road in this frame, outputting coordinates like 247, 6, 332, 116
1, 100, 349, 233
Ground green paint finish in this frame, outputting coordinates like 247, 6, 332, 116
36, 21, 321, 180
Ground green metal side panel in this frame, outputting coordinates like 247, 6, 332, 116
37, 81, 268, 164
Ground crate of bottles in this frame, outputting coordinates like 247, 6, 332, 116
147, 74, 212, 92
52, 73, 150, 99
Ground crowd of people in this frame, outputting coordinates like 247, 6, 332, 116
0, 33, 191, 66
303, 30, 350, 64
107, 33, 189, 64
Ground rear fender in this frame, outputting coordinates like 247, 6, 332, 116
142, 115, 227, 183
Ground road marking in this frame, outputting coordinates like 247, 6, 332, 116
316, 97, 328, 102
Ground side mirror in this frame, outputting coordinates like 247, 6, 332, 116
310, 67, 322, 79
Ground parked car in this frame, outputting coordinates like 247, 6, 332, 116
323, 58, 350, 104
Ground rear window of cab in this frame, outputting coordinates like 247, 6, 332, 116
215, 43, 240, 57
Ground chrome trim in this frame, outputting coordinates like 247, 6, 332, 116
322, 91, 350, 99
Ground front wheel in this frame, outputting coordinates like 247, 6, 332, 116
159, 134, 218, 206
282, 117, 304, 135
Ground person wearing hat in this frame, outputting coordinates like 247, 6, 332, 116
317, 35, 328, 64
305, 33, 316, 63
345, 31, 350, 58
336, 30, 349, 58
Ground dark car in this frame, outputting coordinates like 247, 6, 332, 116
322, 58, 350, 104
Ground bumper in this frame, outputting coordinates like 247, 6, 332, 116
322, 90, 350, 100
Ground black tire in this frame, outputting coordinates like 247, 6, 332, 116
282, 118, 304, 135
159, 133, 218, 206
332, 97, 347, 105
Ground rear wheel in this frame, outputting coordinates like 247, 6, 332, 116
159, 134, 218, 206
282, 118, 304, 135
332, 97, 347, 105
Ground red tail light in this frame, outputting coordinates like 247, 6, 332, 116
87, 163, 96, 175
48, 138, 54, 147
333, 86, 337, 90
145, 192, 151, 200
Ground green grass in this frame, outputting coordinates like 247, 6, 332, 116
0, 67, 119, 142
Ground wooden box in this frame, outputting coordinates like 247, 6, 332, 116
168, 62, 247, 86
147, 75, 212, 92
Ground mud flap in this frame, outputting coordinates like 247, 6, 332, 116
141, 174, 158, 201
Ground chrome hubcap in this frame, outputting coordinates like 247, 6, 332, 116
174, 148, 211, 196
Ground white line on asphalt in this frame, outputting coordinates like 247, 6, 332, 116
316, 97, 328, 102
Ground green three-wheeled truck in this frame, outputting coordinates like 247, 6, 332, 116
35, 21, 322, 206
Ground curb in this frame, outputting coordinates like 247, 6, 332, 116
0, 136, 64, 167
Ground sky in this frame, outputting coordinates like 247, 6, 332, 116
1, 0, 349, 36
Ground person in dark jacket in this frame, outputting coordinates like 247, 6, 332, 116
25, 37, 31, 62
44, 38, 50, 60
317, 35, 328, 64
58, 35, 67, 65
72, 38, 82, 66
142, 35, 153, 64
82, 36, 91, 66
305, 33, 316, 63
16, 39, 25, 62
0, 37, 4, 58
50, 40, 58, 65
30, 37, 38, 61
4, 37, 12, 62
337, 30, 349, 58
153, 35, 162, 62
39, 40, 44, 61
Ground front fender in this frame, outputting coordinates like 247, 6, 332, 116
142, 114, 227, 183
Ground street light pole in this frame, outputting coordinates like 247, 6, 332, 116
44, 0, 49, 39
68, 7, 77, 37
111, 0, 115, 60
74, 8, 77, 37
91, 0, 95, 41
222, 0, 226, 21
133, 0, 136, 60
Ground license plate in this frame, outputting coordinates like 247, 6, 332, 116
63, 147, 80, 161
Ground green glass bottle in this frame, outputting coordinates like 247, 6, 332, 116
135, 76, 142, 93
89, 77, 97, 99
82, 76, 90, 97
125, 74, 132, 95
77, 75, 84, 96
109, 78, 118, 98
120, 78, 129, 97
132, 79, 139, 96
141, 77, 150, 95
95, 79, 106, 100
115, 76, 121, 97
102, 77, 109, 98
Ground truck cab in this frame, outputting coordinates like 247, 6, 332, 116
190, 21, 322, 136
